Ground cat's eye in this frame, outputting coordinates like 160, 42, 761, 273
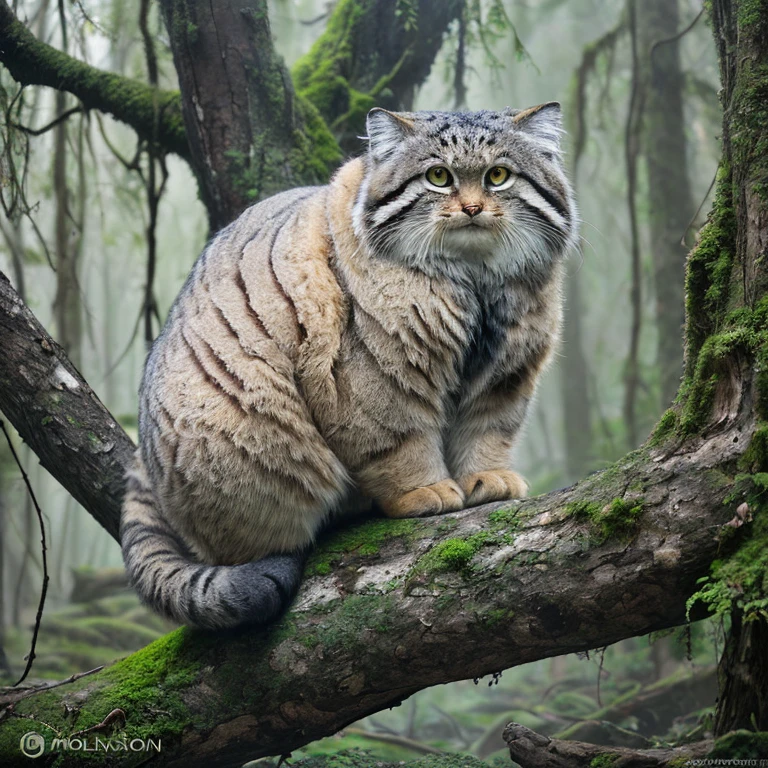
425, 166, 453, 187
486, 166, 511, 187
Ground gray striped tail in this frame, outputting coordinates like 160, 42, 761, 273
120, 457, 306, 630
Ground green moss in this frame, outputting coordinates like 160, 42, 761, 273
300, 594, 395, 652
650, 408, 677, 445
683, 163, 736, 377
430, 539, 475, 570
480, 608, 515, 628
564, 500, 603, 520
589, 755, 618, 768
488, 504, 522, 529
290, 95, 343, 179
416, 532, 491, 575
708, 730, 768, 759
679, 298, 768, 436
306, 518, 417, 577
0, 631, 208, 761
740, 425, 768, 473
566, 498, 643, 544
292, 0, 365, 124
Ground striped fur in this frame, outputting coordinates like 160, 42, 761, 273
122, 104, 577, 629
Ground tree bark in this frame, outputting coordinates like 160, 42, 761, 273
0, 271, 133, 541
559, 253, 593, 482
682, 0, 768, 737
0, 0, 189, 162
714, 609, 768, 734
158, 0, 336, 231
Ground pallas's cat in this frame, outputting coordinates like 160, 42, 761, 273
121, 104, 577, 629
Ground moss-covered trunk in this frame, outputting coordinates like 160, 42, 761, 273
293, 0, 464, 153
158, 0, 340, 231
685, 0, 768, 737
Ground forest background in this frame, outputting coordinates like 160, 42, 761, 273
0, 0, 740, 764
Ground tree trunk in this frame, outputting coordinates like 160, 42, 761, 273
292, 0, 464, 153
703, 0, 768, 735
638, 0, 695, 410
559, 255, 594, 481
714, 610, 768, 733
158, 0, 338, 231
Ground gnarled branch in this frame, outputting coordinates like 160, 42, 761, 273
503, 722, 713, 767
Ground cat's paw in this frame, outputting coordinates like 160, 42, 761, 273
381, 479, 466, 519
458, 470, 528, 507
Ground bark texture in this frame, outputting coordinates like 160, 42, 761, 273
681, 0, 768, 737
0, 271, 133, 540
159, 0, 339, 231
0, 1, 188, 161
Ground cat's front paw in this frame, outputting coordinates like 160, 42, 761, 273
380, 479, 466, 519
458, 470, 528, 507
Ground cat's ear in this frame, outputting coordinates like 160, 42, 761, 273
510, 102, 563, 151
366, 108, 414, 162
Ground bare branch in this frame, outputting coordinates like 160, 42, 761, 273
0, 270, 134, 541
503, 722, 713, 767
0, 420, 49, 685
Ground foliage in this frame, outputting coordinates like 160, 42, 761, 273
686, 474, 768, 624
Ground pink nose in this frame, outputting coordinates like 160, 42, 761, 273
462, 203, 483, 217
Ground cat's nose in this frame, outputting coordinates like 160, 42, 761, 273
462, 203, 483, 217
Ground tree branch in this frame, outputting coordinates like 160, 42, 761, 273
0, 270, 134, 540
0, 0, 189, 162
503, 722, 713, 767
0, 400, 755, 764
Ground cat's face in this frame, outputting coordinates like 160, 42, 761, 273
354, 105, 576, 277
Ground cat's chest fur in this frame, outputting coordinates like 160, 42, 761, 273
312, 159, 561, 463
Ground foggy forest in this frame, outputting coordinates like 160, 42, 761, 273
0, 0, 767, 766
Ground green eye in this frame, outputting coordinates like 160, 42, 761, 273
486, 166, 510, 187
426, 166, 453, 187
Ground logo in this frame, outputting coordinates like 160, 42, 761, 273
19, 731, 162, 758
19, 732, 45, 759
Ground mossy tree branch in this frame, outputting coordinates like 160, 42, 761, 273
0, 416, 755, 764
0, 0, 190, 162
